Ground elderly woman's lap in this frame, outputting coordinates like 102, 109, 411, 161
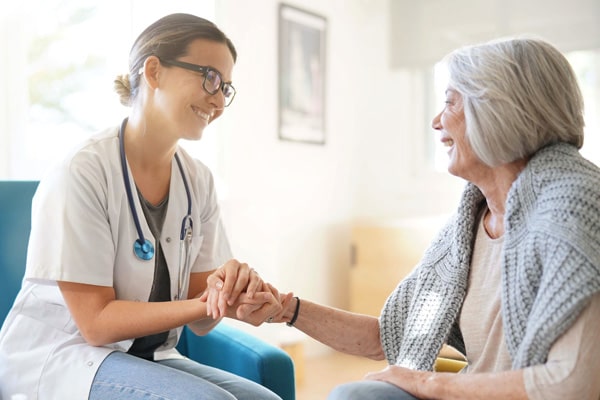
328, 380, 420, 400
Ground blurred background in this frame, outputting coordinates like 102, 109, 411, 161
1, 0, 599, 396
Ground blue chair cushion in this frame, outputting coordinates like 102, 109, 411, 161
0, 180, 38, 322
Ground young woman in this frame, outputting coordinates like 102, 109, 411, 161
0, 13, 284, 400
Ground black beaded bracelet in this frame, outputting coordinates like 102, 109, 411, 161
286, 296, 300, 327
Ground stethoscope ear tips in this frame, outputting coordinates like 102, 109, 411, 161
134, 238, 155, 260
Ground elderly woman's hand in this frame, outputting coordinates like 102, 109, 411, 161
200, 259, 263, 319
264, 288, 296, 324
229, 283, 292, 326
365, 365, 434, 398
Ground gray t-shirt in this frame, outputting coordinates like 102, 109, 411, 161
127, 189, 171, 360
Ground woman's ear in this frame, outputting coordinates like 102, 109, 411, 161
140, 55, 161, 90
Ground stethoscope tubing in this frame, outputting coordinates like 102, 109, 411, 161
174, 154, 193, 240
118, 118, 193, 261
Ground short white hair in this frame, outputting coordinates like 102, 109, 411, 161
444, 37, 585, 166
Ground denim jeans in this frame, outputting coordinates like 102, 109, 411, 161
328, 380, 420, 400
89, 351, 282, 400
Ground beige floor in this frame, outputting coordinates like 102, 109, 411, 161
295, 351, 388, 400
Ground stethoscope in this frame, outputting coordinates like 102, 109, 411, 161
119, 118, 194, 299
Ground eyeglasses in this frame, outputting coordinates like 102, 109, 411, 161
159, 58, 236, 107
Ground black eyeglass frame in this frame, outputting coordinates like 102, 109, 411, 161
158, 58, 236, 107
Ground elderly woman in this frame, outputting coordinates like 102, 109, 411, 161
242, 38, 600, 399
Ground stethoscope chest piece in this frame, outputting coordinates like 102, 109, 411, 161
134, 238, 155, 260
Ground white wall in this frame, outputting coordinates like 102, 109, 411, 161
214, 0, 461, 294
212, 0, 463, 354
216, 0, 363, 310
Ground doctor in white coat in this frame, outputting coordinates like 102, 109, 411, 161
0, 13, 284, 400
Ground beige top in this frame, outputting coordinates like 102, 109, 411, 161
460, 212, 600, 399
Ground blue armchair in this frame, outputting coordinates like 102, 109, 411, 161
0, 180, 295, 400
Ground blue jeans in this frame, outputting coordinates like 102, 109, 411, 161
328, 381, 420, 400
89, 351, 282, 400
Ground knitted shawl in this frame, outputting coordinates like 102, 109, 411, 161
380, 142, 600, 370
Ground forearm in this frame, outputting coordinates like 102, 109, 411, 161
187, 314, 221, 336
83, 298, 214, 346
284, 298, 385, 360
186, 283, 222, 335
426, 370, 527, 400
368, 366, 527, 400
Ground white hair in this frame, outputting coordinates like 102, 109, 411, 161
444, 37, 585, 166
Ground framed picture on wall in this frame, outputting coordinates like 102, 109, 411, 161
278, 4, 327, 145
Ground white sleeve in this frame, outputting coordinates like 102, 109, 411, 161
26, 150, 115, 287
524, 292, 600, 400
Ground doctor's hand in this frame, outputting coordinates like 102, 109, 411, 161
201, 259, 263, 319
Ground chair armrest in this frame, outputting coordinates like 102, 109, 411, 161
434, 357, 468, 373
177, 323, 295, 400
436, 344, 467, 372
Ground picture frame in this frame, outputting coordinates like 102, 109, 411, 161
278, 4, 327, 145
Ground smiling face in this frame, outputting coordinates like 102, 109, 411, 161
154, 38, 235, 141
432, 88, 487, 180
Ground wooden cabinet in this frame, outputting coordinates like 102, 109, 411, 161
349, 218, 446, 316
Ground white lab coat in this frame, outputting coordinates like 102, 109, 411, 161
0, 125, 232, 399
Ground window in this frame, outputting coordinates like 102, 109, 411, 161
568, 49, 600, 165
0, 0, 217, 179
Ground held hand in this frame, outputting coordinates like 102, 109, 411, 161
210, 282, 292, 326
229, 284, 285, 326
259, 283, 294, 324
201, 259, 263, 319
267, 288, 295, 324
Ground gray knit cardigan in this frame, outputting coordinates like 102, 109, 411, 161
380, 142, 600, 371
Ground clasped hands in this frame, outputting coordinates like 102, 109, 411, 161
200, 259, 294, 326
